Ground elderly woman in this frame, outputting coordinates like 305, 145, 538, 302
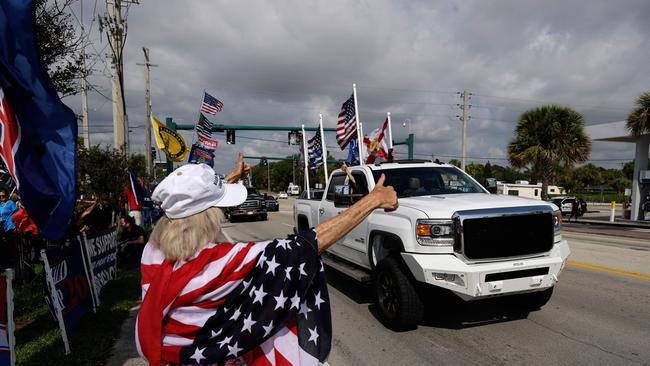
137, 154, 397, 366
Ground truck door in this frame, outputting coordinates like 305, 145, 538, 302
340, 171, 371, 267
318, 173, 348, 256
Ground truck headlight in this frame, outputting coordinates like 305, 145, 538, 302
553, 210, 562, 243
416, 219, 454, 246
553, 210, 562, 232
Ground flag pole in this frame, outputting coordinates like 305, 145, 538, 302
359, 122, 365, 164
301, 124, 311, 199
387, 112, 394, 149
319, 114, 329, 187
352, 83, 364, 165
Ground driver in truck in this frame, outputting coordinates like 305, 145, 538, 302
138, 153, 398, 365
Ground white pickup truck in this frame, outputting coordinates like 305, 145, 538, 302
294, 160, 570, 330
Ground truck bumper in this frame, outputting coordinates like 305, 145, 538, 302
401, 240, 570, 300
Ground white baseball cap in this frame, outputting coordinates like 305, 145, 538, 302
152, 164, 247, 219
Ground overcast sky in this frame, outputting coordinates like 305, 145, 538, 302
65, 0, 650, 174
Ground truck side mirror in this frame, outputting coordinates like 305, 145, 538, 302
334, 193, 364, 208
484, 178, 497, 194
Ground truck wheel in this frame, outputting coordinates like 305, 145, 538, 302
511, 287, 554, 311
374, 257, 424, 330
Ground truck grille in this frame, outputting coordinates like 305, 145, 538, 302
240, 200, 259, 209
453, 206, 554, 261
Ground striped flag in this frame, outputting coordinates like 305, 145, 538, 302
136, 230, 331, 365
363, 118, 390, 164
196, 114, 218, 149
336, 95, 357, 150
307, 130, 324, 171
201, 92, 224, 114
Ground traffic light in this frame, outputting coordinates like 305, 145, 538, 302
226, 129, 235, 144
294, 158, 300, 167
151, 147, 157, 162
260, 157, 268, 166
288, 131, 301, 146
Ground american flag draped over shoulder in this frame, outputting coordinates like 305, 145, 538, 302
335, 95, 356, 150
201, 92, 224, 115
307, 131, 323, 172
136, 229, 331, 366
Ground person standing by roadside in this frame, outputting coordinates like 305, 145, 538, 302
0, 188, 18, 269
568, 198, 580, 222
118, 215, 147, 268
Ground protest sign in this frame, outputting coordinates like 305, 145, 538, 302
41, 239, 94, 354
80, 228, 118, 309
0, 270, 15, 366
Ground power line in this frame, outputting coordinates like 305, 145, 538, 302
473, 93, 631, 112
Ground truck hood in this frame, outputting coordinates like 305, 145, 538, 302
399, 193, 555, 219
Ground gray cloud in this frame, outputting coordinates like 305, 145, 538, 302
64, 0, 649, 175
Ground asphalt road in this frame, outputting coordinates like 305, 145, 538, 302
221, 198, 650, 366
107, 198, 650, 366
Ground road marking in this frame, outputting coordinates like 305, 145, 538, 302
567, 260, 650, 281
280, 223, 294, 228
221, 228, 234, 243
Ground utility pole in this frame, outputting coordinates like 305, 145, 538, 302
267, 162, 271, 194
78, 0, 90, 148
458, 91, 472, 170
80, 33, 90, 148
137, 47, 157, 176
101, 0, 138, 154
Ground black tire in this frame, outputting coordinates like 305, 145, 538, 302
373, 257, 424, 330
511, 287, 554, 311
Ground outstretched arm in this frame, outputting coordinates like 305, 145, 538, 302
315, 174, 397, 253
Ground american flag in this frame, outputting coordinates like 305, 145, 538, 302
196, 114, 214, 139
136, 229, 331, 365
196, 114, 219, 149
201, 92, 224, 114
307, 131, 324, 171
336, 95, 357, 150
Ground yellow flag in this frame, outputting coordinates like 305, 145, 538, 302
151, 115, 188, 162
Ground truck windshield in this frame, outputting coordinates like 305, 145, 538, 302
246, 187, 260, 196
372, 167, 485, 198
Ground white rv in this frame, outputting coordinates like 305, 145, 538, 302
496, 181, 565, 200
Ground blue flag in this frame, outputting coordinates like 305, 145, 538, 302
0, 0, 77, 240
346, 138, 360, 166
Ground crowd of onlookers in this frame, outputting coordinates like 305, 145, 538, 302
0, 185, 157, 282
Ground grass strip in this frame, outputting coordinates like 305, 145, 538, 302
13, 268, 140, 366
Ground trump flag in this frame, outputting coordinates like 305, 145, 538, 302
0, 0, 77, 240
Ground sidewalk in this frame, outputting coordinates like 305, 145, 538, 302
105, 305, 146, 366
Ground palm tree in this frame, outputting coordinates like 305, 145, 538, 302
508, 105, 591, 200
627, 91, 650, 136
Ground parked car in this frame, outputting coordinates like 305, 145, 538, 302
294, 161, 569, 330
551, 197, 576, 216
225, 187, 267, 221
264, 194, 279, 212
278, 192, 288, 199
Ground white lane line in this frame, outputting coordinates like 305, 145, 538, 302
221, 228, 234, 243
281, 223, 294, 228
